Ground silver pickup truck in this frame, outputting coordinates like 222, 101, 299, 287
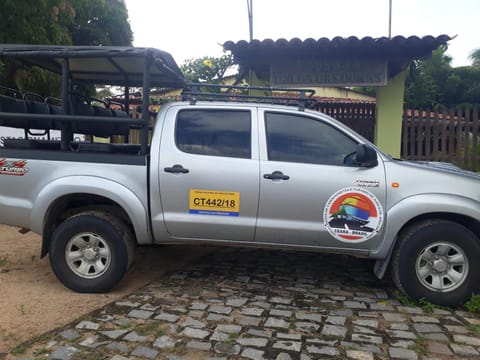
0, 45, 479, 307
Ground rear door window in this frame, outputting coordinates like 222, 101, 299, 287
176, 109, 251, 159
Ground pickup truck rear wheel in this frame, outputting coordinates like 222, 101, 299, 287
49, 212, 134, 293
391, 219, 480, 307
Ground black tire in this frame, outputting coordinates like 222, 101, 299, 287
391, 219, 480, 307
49, 211, 134, 293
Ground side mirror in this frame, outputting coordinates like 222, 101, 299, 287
356, 144, 378, 168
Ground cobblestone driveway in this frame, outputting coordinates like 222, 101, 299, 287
9, 248, 480, 360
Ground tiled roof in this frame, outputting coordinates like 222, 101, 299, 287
224, 35, 451, 58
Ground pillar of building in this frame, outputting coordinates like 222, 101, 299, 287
375, 70, 406, 158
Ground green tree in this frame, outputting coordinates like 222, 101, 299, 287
404, 45, 453, 109
181, 54, 233, 83
469, 48, 480, 67
0, 0, 132, 96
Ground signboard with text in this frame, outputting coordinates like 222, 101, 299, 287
270, 58, 387, 87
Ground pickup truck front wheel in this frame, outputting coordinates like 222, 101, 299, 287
49, 212, 134, 293
392, 219, 480, 307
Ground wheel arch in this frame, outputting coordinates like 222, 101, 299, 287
372, 194, 480, 278
30, 176, 151, 258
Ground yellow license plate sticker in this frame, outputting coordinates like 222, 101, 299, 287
189, 189, 240, 216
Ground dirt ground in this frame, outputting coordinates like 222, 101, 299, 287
0, 224, 212, 355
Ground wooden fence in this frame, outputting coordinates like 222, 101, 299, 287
316, 102, 376, 142
401, 108, 480, 171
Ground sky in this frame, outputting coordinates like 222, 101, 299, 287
124, 0, 478, 68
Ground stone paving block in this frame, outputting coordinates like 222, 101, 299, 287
190, 301, 208, 310
343, 301, 367, 309
186, 340, 212, 351
214, 343, 241, 355
273, 340, 302, 352
390, 323, 410, 331
48, 345, 79, 360
123, 331, 147, 342
247, 328, 273, 338
209, 305, 233, 315
346, 349, 374, 360
265, 317, 290, 329
215, 324, 242, 334
59, 329, 80, 340
275, 352, 293, 360
100, 329, 129, 339
389, 347, 418, 359
306, 345, 339, 356
250, 301, 271, 309
351, 333, 383, 344
353, 325, 377, 335
131, 346, 159, 359
295, 321, 320, 332
140, 303, 159, 311
241, 307, 265, 317
226, 298, 248, 307
241, 347, 266, 360
382, 313, 406, 322
427, 341, 453, 355
75, 320, 100, 330
78, 335, 103, 348
295, 312, 323, 323
153, 335, 175, 349
236, 315, 262, 326
111, 356, 130, 360
325, 315, 346, 325
127, 309, 154, 319
277, 332, 302, 340
206, 314, 234, 322
450, 343, 479, 356
411, 316, 439, 323
397, 306, 423, 314
353, 319, 378, 328
106, 342, 129, 353
306, 338, 338, 346
271, 296, 292, 305
423, 333, 448, 341
413, 323, 442, 333
444, 325, 469, 333
115, 300, 140, 307
270, 309, 292, 317
154, 312, 180, 323
390, 340, 415, 348
182, 317, 206, 329
453, 334, 480, 346
341, 341, 381, 354
182, 327, 210, 339
387, 330, 417, 340
321, 324, 347, 338
236, 337, 268, 347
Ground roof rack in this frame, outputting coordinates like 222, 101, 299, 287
182, 83, 317, 111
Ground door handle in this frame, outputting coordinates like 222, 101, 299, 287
263, 171, 290, 180
164, 164, 189, 174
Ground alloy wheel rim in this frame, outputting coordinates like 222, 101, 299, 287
415, 241, 468, 293
65, 232, 111, 279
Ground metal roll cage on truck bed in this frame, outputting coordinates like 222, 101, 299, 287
0, 44, 186, 153
0, 44, 479, 307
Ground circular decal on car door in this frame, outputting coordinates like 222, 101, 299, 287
323, 187, 384, 243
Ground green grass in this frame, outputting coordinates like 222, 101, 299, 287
393, 290, 451, 313
0, 257, 6, 267
408, 337, 428, 356
467, 324, 480, 335
135, 320, 166, 337
464, 293, 480, 313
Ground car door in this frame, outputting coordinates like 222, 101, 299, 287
158, 106, 260, 241
256, 109, 387, 251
